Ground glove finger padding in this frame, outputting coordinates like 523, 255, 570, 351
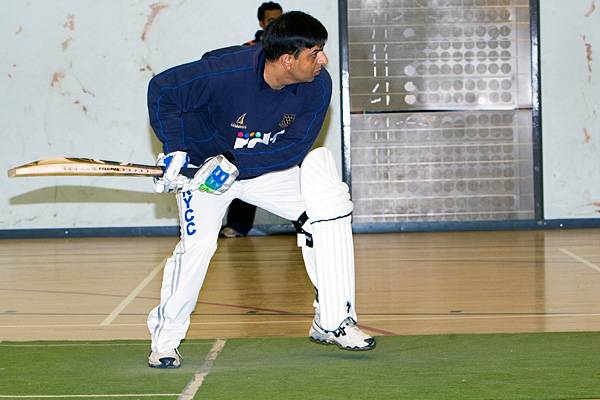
186, 155, 238, 194
153, 151, 190, 193
154, 174, 190, 193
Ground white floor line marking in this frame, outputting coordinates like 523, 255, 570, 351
4, 312, 600, 330
0, 342, 214, 348
559, 248, 600, 274
179, 339, 227, 400
100, 259, 166, 326
0, 394, 178, 398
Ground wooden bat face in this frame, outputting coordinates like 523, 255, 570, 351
8, 158, 164, 177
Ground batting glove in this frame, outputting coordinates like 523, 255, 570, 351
184, 154, 238, 194
153, 151, 190, 193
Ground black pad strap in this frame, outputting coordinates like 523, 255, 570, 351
293, 212, 313, 248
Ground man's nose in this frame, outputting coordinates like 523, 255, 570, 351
317, 52, 328, 65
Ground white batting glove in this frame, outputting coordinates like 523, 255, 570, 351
184, 154, 239, 194
153, 151, 190, 193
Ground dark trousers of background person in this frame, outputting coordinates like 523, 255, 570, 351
223, 199, 257, 236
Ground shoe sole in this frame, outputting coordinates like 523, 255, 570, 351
148, 363, 180, 369
148, 357, 181, 369
309, 335, 376, 351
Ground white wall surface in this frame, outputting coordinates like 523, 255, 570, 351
6, 1, 596, 231
541, 0, 600, 219
0, 0, 340, 230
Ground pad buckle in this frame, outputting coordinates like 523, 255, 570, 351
293, 212, 313, 248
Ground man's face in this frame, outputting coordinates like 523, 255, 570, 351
259, 9, 283, 29
289, 45, 328, 83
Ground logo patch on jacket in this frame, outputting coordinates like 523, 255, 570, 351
234, 130, 285, 149
279, 113, 295, 128
230, 113, 248, 129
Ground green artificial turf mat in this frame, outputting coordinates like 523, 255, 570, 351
1, 332, 599, 399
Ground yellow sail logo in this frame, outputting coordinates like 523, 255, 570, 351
230, 113, 248, 129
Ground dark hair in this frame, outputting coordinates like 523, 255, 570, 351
262, 11, 328, 61
257, 2, 283, 22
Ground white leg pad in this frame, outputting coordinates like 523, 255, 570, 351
300, 147, 357, 332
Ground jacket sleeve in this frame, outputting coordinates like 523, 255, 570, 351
147, 59, 215, 153
231, 70, 333, 179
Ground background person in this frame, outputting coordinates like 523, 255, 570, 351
245, 1, 283, 46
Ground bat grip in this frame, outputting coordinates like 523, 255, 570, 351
179, 167, 199, 179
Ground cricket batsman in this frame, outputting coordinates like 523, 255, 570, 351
147, 11, 376, 369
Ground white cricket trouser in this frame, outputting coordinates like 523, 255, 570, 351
148, 166, 318, 353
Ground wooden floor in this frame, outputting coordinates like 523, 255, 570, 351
2, 229, 600, 342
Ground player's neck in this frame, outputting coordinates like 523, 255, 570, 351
263, 61, 289, 90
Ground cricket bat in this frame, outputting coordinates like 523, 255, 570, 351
7, 157, 198, 178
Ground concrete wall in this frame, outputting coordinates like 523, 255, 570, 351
3, 1, 600, 231
540, 0, 600, 219
0, 0, 340, 230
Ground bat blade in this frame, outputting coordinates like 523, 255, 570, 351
8, 157, 164, 178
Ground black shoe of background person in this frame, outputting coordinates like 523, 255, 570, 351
220, 226, 244, 238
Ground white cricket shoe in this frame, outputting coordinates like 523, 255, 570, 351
148, 348, 182, 369
309, 317, 376, 351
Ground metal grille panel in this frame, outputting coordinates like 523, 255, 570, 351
351, 111, 534, 222
346, 0, 534, 223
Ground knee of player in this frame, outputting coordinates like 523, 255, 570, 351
300, 147, 353, 221
304, 181, 353, 221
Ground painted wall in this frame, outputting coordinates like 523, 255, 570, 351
541, 0, 600, 219
0, 0, 340, 230
4, 1, 598, 231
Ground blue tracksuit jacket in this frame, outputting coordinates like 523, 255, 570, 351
147, 45, 332, 179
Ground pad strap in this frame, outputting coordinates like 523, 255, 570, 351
293, 212, 313, 248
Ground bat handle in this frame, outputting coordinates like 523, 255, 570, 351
179, 167, 200, 179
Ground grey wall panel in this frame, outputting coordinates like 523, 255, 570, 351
350, 111, 534, 222
347, 0, 530, 112
345, 0, 535, 224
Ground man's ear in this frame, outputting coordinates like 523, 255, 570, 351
259, 20, 266, 29
280, 54, 294, 71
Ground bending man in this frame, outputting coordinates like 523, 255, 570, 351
147, 11, 376, 369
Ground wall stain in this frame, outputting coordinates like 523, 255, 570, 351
62, 37, 72, 51
73, 100, 88, 114
52, 72, 89, 115
585, 1, 596, 16
140, 63, 156, 76
63, 14, 75, 31
15, 25, 22, 35
141, 3, 169, 41
589, 201, 600, 213
82, 86, 96, 97
8, 64, 16, 79
50, 71, 65, 87
584, 127, 591, 143
582, 35, 593, 81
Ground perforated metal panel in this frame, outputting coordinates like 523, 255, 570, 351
351, 111, 533, 222
344, 0, 535, 223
